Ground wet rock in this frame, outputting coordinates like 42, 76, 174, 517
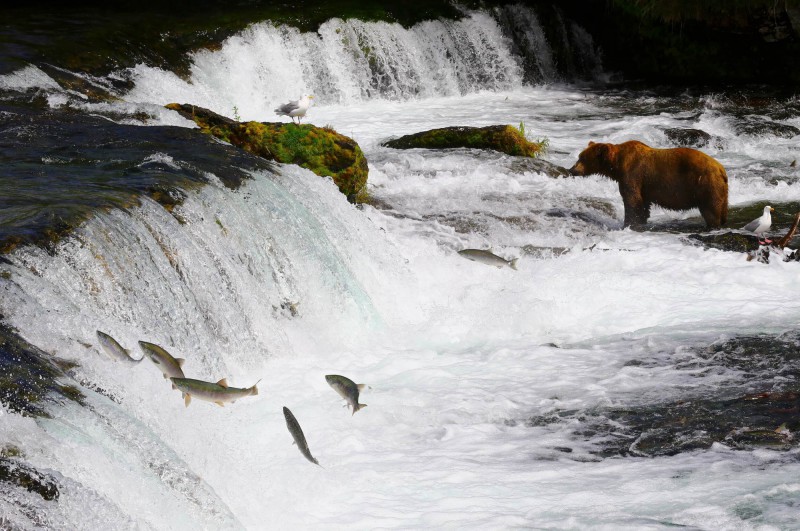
663, 127, 711, 147
383, 125, 547, 158
734, 119, 800, 139
0, 458, 59, 501
0, 323, 84, 417
36, 64, 117, 103
526, 333, 800, 457
166, 103, 369, 202
687, 231, 760, 253
509, 156, 571, 177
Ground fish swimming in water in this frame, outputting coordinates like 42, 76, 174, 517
170, 377, 259, 407
138, 341, 186, 389
283, 406, 320, 466
458, 249, 519, 270
96, 331, 143, 365
325, 374, 367, 415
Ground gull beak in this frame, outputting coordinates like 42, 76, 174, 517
770, 207, 775, 212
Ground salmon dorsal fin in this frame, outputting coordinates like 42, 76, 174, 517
216, 378, 228, 388
176, 358, 185, 367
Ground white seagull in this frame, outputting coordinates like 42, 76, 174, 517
742, 205, 775, 244
274, 94, 314, 124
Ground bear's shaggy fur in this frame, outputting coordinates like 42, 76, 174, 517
570, 140, 728, 229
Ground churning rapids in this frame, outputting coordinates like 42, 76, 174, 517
1, 5, 800, 530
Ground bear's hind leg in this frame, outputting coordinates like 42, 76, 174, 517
700, 205, 724, 230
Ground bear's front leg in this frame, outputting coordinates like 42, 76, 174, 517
620, 185, 650, 228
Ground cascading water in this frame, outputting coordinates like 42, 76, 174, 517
2, 3, 800, 529
124, 4, 601, 118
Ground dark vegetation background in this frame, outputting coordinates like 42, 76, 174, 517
0, 0, 798, 84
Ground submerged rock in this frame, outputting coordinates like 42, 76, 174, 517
166, 103, 368, 202
0, 456, 60, 501
526, 333, 800, 457
0, 323, 84, 417
687, 231, 760, 253
734, 119, 800, 139
663, 127, 712, 148
509, 156, 572, 178
383, 125, 547, 158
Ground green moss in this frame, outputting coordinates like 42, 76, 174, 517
383, 125, 547, 158
167, 103, 369, 201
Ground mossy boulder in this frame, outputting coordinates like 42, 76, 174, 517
383, 125, 546, 158
166, 103, 368, 202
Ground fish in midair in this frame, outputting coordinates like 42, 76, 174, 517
274, 95, 314, 124
96, 331, 143, 365
458, 248, 519, 270
742, 205, 774, 244
325, 374, 367, 415
283, 406, 320, 466
170, 377, 259, 408
138, 341, 186, 389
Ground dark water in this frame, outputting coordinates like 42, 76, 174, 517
526, 333, 800, 457
0, 96, 274, 252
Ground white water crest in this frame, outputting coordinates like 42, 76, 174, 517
3, 3, 800, 527
123, 7, 547, 118
3, 83, 800, 528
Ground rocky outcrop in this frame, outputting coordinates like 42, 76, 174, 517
688, 231, 761, 253
663, 127, 712, 148
383, 125, 547, 158
166, 104, 369, 202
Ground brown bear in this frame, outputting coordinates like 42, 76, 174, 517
570, 140, 728, 229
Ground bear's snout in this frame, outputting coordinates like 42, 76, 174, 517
569, 161, 585, 176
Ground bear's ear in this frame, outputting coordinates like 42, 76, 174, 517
588, 141, 595, 146
594, 143, 611, 161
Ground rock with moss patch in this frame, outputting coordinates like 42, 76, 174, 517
382, 125, 546, 158
166, 103, 368, 202
687, 231, 760, 253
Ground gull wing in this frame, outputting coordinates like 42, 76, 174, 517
275, 100, 300, 114
742, 218, 761, 232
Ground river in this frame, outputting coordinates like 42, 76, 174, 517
1, 4, 799, 529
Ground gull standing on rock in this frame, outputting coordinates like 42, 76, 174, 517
274, 94, 314, 124
743, 205, 775, 244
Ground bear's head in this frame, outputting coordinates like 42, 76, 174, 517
570, 141, 617, 177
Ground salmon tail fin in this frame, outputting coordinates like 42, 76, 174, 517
357, 384, 367, 391
251, 379, 262, 396
510, 258, 519, 270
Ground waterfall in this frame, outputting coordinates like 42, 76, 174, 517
0, 163, 415, 528
124, 5, 602, 118
1, 165, 397, 381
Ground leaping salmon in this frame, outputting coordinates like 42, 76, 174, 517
283, 406, 320, 466
170, 377, 259, 407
